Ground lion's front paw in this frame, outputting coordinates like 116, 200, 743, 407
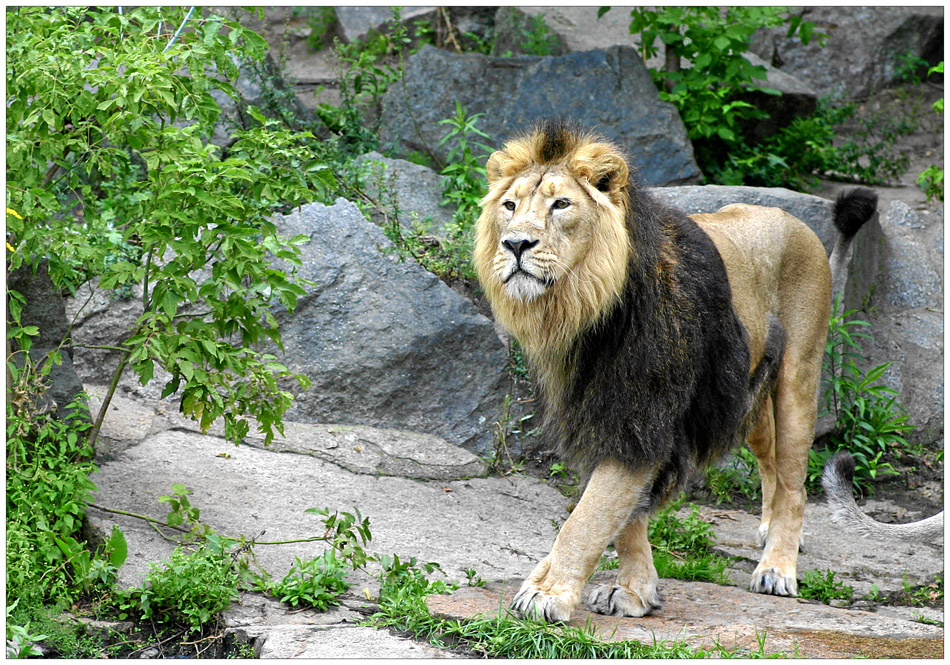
750, 565, 798, 596
510, 582, 576, 623
587, 583, 662, 618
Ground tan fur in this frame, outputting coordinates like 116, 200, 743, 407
475, 130, 833, 621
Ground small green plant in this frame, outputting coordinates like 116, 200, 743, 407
649, 497, 732, 584
305, 507, 374, 570
271, 550, 350, 609
911, 611, 943, 626
812, 296, 915, 495
918, 62, 944, 202
863, 583, 884, 604
917, 165, 944, 202
301, 6, 338, 52
158, 484, 212, 542
115, 539, 241, 634
703, 447, 761, 505
901, 573, 944, 608
377, 554, 456, 601
464, 567, 487, 588
227, 641, 259, 659
894, 49, 930, 85
798, 569, 853, 604
6, 601, 48, 659
514, 12, 560, 56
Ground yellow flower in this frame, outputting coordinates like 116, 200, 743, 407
6, 207, 23, 220
6, 242, 15, 253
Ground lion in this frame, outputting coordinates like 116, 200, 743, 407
823, 452, 943, 544
473, 119, 877, 622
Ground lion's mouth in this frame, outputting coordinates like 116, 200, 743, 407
504, 267, 554, 288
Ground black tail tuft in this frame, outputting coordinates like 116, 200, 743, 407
833, 188, 877, 240
829, 451, 856, 484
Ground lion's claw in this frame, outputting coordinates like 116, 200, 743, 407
587, 583, 662, 617
750, 566, 797, 596
511, 586, 574, 623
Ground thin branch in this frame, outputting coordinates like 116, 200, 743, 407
86, 347, 132, 449
71, 343, 130, 352
164, 6, 195, 53
87, 502, 192, 534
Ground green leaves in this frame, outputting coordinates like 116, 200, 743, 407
812, 296, 916, 495
626, 7, 825, 182
7, 8, 333, 449
271, 552, 351, 610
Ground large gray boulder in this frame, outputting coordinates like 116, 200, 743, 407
379, 44, 702, 186
750, 6, 944, 99
496, 7, 819, 140
270, 199, 508, 453
860, 201, 943, 444
354, 151, 455, 236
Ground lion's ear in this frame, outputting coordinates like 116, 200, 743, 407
590, 152, 629, 204
485, 150, 510, 186
571, 147, 629, 206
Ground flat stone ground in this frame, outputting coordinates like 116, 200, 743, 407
86, 387, 943, 658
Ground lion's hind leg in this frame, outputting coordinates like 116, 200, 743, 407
749, 346, 822, 597
587, 514, 661, 617
747, 395, 777, 549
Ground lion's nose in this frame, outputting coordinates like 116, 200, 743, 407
502, 238, 539, 261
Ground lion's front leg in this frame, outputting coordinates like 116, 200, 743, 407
511, 459, 654, 623
587, 514, 661, 617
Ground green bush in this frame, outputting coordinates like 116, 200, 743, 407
271, 551, 350, 610
810, 297, 915, 494
116, 539, 240, 634
7, 7, 328, 448
6, 396, 98, 603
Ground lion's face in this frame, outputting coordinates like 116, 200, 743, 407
474, 126, 632, 357
482, 169, 601, 303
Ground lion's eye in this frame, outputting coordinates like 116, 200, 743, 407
502, 200, 516, 211
552, 198, 570, 210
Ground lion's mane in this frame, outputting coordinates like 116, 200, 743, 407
475, 121, 764, 508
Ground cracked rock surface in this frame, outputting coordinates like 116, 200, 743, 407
86, 387, 942, 658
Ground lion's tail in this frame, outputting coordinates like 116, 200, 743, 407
828, 188, 877, 299
822, 451, 944, 543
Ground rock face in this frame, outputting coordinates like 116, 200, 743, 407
270, 199, 508, 454
379, 45, 702, 186
334, 6, 436, 44
7, 260, 87, 419
354, 151, 455, 235
750, 6, 944, 99
860, 201, 943, 444
495, 7, 819, 141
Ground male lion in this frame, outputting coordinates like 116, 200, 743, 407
473, 120, 876, 622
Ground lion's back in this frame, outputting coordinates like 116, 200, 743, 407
692, 203, 831, 373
